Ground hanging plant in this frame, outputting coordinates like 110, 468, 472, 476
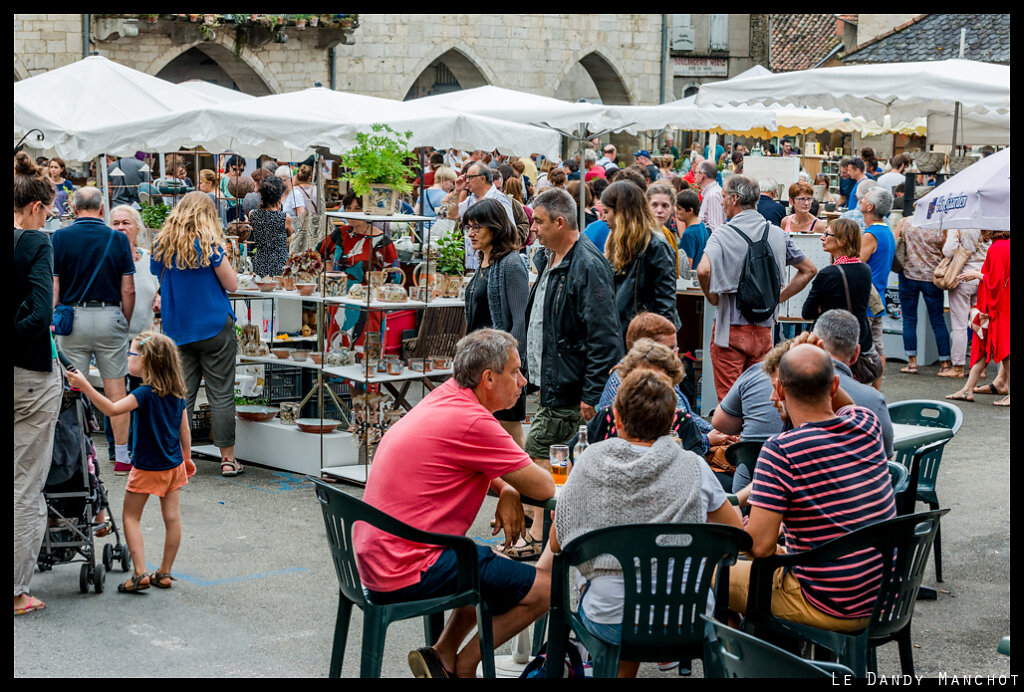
198, 23, 215, 41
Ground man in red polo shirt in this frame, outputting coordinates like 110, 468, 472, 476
355, 329, 555, 678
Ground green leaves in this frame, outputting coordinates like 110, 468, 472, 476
139, 203, 170, 229
339, 124, 416, 198
434, 225, 465, 275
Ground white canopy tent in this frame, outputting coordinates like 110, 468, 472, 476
178, 80, 257, 102
912, 147, 1009, 231
695, 59, 1010, 126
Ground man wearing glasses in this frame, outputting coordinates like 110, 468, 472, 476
446, 162, 515, 227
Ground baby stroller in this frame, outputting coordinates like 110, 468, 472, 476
37, 368, 131, 593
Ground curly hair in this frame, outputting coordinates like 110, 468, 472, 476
134, 331, 187, 399
602, 180, 656, 273
259, 176, 286, 208
152, 191, 223, 270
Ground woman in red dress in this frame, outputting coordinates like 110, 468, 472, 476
946, 231, 1010, 406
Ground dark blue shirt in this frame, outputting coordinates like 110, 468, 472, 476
583, 220, 610, 253
838, 176, 855, 205
52, 217, 135, 305
130, 385, 187, 471
679, 221, 709, 267
151, 240, 235, 346
756, 195, 787, 227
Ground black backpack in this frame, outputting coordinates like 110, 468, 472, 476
727, 220, 781, 323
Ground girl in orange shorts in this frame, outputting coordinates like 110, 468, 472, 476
66, 332, 195, 593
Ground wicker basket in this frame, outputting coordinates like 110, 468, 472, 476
947, 156, 976, 175
912, 151, 946, 174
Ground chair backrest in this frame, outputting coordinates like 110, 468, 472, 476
887, 400, 961, 495
309, 477, 479, 607
553, 524, 751, 659
704, 616, 853, 678
887, 460, 909, 495
725, 440, 764, 474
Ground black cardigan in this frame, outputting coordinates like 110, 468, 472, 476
14, 228, 56, 372
801, 262, 874, 354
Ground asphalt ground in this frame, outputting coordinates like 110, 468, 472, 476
14, 361, 1010, 678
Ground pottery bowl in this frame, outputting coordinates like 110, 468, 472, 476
235, 405, 278, 422
296, 418, 341, 434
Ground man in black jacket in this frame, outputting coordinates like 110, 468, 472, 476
498, 189, 622, 560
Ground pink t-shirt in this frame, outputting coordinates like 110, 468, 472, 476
585, 164, 607, 182
354, 377, 533, 592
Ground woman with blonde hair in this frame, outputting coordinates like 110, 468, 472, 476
601, 180, 679, 344
150, 191, 242, 476
416, 164, 456, 230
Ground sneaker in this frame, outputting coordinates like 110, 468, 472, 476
657, 661, 679, 671
113, 461, 133, 476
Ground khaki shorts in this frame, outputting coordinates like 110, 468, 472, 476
728, 559, 869, 634
524, 405, 582, 460
57, 305, 130, 380
869, 315, 885, 361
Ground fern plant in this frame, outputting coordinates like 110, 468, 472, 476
339, 124, 416, 198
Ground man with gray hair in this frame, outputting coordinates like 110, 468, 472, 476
812, 310, 894, 456
756, 177, 786, 226
51, 185, 137, 473
695, 159, 726, 231
355, 328, 555, 678
698, 174, 817, 401
858, 185, 896, 388
582, 148, 605, 182
447, 160, 515, 226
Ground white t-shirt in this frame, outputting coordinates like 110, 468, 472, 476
580, 443, 728, 625
130, 247, 159, 339
875, 171, 905, 196
282, 184, 318, 218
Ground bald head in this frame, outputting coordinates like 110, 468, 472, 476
73, 186, 105, 217
778, 344, 835, 404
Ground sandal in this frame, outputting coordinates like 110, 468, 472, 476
994, 396, 1010, 407
899, 365, 918, 374
973, 382, 1008, 396
14, 596, 46, 616
495, 535, 543, 561
117, 573, 151, 593
149, 572, 177, 589
937, 366, 965, 378
220, 458, 243, 477
944, 391, 974, 402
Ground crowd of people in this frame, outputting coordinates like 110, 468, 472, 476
13, 135, 1009, 678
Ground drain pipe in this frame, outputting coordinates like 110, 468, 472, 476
660, 15, 669, 104
329, 45, 336, 90
82, 14, 90, 58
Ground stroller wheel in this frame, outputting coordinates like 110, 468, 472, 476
118, 544, 131, 573
93, 564, 106, 594
103, 543, 114, 571
80, 564, 91, 594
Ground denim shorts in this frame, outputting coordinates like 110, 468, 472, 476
367, 543, 536, 616
577, 599, 623, 645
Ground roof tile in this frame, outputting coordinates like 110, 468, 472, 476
843, 14, 1009, 64
770, 14, 844, 72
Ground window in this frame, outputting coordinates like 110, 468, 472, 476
671, 14, 694, 51
710, 14, 729, 51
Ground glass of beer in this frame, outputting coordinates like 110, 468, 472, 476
550, 444, 569, 486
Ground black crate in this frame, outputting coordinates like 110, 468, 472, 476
190, 408, 212, 443
265, 362, 304, 403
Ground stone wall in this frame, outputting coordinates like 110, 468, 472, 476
14, 14, 85, 79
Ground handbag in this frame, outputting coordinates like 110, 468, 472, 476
837, 264, 884, 383
933, 246, 971, 291
969, 307, 989, 340
53, 232, 114, 336
519, 640, 590, 678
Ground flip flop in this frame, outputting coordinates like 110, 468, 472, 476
973, 383, 1007, 395
14, 596, 46, 616
994, 397, 1010, 407
899, 365, 918, 374
408, 647, 453, 679
944, 392, 974, 402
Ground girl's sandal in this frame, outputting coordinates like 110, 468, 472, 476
117, 573, 151, 593
150, 572, 176, 589
221, 458, 244, 477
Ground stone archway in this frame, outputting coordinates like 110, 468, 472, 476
149, 39, 277, 95
554, 50, 638, 161
403, 47, 491, 101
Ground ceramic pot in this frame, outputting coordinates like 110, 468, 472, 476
362, 183, 399, 216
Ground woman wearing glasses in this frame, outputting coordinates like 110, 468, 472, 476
801, 218, 881, 384
462, 198, 530, 445
781, 181, 827, 235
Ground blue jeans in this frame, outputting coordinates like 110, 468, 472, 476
899, 276, 950, 360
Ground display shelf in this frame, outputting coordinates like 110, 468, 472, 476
323, 364, 453, 384
329, 295, 465, 309
193, 418, 359, 476
230, 289, 328, 303
326, 211, 432, 223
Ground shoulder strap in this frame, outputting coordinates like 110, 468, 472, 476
299, 184, 317, 212
14, 227, 26, 252
71, 231, 115, 305
836, 264, 853, 313
760, 220, 772, 243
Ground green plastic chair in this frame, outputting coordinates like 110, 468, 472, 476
998, 636, 1010, 656
743, 509, 949, 678
888, 400, 962, 582
704, 616, 854, 678
887, 461, 909, 496
724, 440, 764, 477
309, 477, 496, 678
545, 523, 752, 678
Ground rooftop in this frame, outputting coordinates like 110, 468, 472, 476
842, 14, 1010, 65
769, 14, 843, 72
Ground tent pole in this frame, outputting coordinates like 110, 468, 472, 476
99, 154, 111, 225
578, 122, 587, 233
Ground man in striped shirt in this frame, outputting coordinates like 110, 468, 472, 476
729, 342, 896, 632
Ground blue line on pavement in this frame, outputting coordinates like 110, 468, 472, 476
144, 564, 308, 587
217, 472, 313, 494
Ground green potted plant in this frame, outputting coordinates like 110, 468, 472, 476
434, 225, 465, 297
339, 123, 416, 216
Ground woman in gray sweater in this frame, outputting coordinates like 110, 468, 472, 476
542, 369, 743, 677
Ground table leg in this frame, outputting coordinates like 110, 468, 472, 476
382, 382, 414, 411
531, 507, 553, 656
